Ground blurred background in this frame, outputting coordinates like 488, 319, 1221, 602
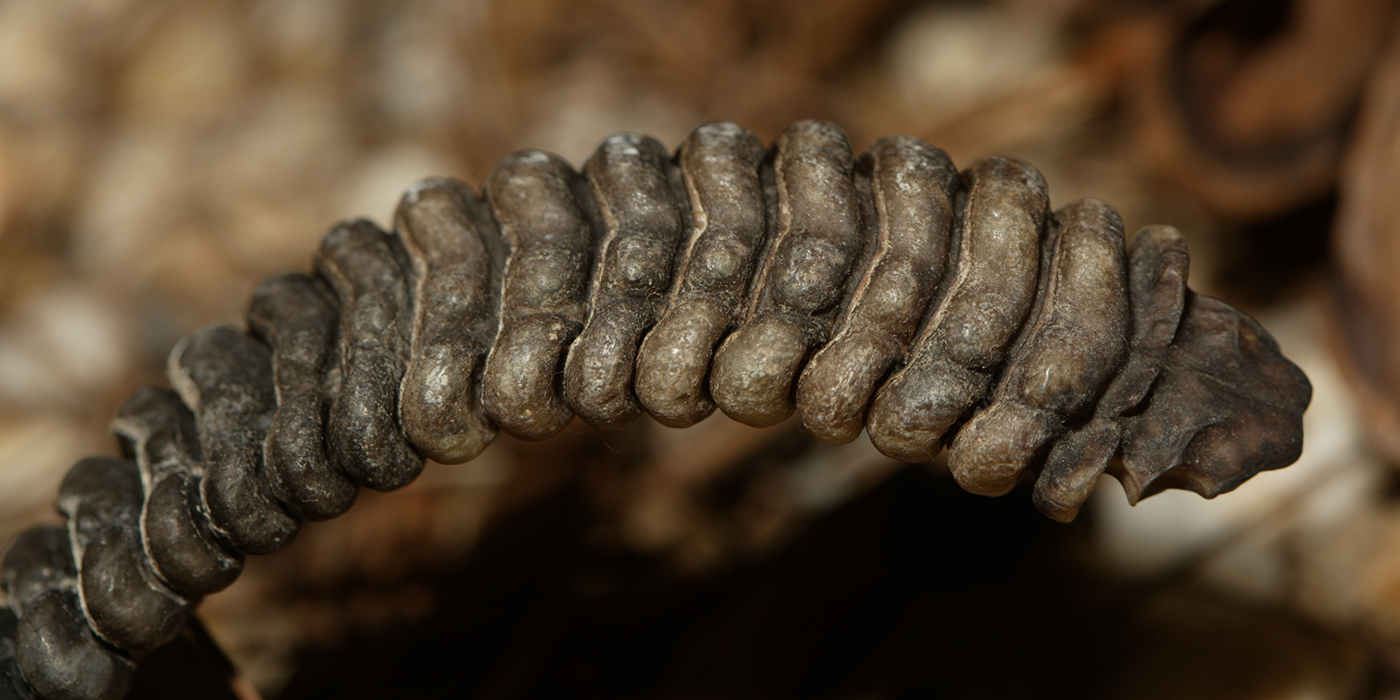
1, 0, 1399, 697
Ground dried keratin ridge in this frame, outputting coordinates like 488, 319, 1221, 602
0, 121, 1311, 700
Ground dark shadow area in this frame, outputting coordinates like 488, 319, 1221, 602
1214, 194, 1335, 306
275, 464, 1131, 700
127, 620, 245, 700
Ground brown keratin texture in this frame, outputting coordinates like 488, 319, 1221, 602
0, 121, 1310, 700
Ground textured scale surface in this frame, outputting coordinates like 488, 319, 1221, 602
0, 121, 1311, 700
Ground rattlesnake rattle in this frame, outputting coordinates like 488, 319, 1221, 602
0, 121, 1311, 700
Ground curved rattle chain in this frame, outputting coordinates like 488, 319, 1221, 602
0, 121, 1310, 700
